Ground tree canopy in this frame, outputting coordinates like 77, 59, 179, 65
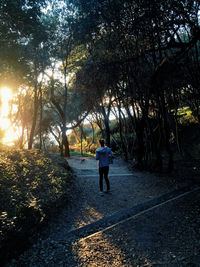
0, 0, 200, 169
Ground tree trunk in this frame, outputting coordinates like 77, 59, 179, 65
91, 123, 95, 143
104, 116, 111, 147
118, 104, 128, 161
160, 94, 174, 172
135, 120, 145, 168
154, 111, 163, 170
81, 132, 83, 155
101, 105, 111, 147
61, 123, 70, 157
63, 135, 70, 157
79, 125, 86, 140
88, 121, 95, 143
62, 61, 70, 157
28, 84, 38, 149
39, 84, 43, 150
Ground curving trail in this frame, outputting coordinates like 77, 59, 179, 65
43, 155, 177, 240
7, 156, 200, 266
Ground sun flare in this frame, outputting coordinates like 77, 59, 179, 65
0, 88, 12, 128
0, 87, 17, 145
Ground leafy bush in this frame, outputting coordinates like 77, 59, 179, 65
70, 138, 98, 154
0, 148, 73, 263
178, 106, 198, 125
88, 143, 98, 154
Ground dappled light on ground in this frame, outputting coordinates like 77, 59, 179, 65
4, 155, 200, 266
74, 205, 103, 229
71, 189, 200, 266
74, 232, 130, 266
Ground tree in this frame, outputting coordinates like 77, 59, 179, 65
0, 0, 46, 86
70, 0, 200, 170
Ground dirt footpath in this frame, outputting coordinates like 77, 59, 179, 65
7, 155, 199, 266
72, 187, 200, 266
44, 156, 180, 238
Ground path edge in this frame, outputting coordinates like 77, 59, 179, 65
60, 184, 200, 242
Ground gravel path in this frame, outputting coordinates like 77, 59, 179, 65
42, 156, 179, 240
72, 187, 200, 266
7, 155, 194, 266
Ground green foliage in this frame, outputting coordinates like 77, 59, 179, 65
178, 106, 198, 125
0, 148, 73, 261
70, 139, 98, 154
0, 0, 200, 171
0, 0, 47, 86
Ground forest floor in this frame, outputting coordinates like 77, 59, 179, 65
6, 155, 200, 266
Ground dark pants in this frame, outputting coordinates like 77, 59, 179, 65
99, 166, 110, 192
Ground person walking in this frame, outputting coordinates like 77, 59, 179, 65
95, 139, 114, 196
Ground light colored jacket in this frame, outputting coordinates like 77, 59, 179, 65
95, 147, 114, 168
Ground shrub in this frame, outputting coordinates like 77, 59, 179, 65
0, 148, 73, 263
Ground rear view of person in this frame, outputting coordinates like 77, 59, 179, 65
95, 139, 114, 196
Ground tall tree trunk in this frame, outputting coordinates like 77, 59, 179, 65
154, 117, 163, 170
132, 102, 145, 168
101, 106, 111, 147
117, 103, 128, 160
79, 125, 86, 140
104, 116, 111, 147
28, 83, 39, 149
160, 94, 174, 172
135, 119, 145, 168
62, 130, 70, 157
89, 121, 95, 143
61, 64, 70, 157
39, 84, 43, 150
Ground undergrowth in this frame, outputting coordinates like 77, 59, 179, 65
0, 148, 73, 263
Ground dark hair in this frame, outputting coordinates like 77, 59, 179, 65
99, 139, 105, 147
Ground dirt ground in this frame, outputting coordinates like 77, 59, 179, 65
6, 155, 200, 266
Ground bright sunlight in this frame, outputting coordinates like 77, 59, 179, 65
0, 87, 17, 145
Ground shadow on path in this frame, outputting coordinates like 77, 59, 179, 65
71, 187, 200, 266
7, 155, 199, 266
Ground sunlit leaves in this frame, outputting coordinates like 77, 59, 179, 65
0, 148, 72, 251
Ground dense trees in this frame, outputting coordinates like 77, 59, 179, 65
0, 0, 200, 169
0, 0, 46, 86
70, 0, 200, 170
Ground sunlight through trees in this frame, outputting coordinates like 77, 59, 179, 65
0, 0, 199, 169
